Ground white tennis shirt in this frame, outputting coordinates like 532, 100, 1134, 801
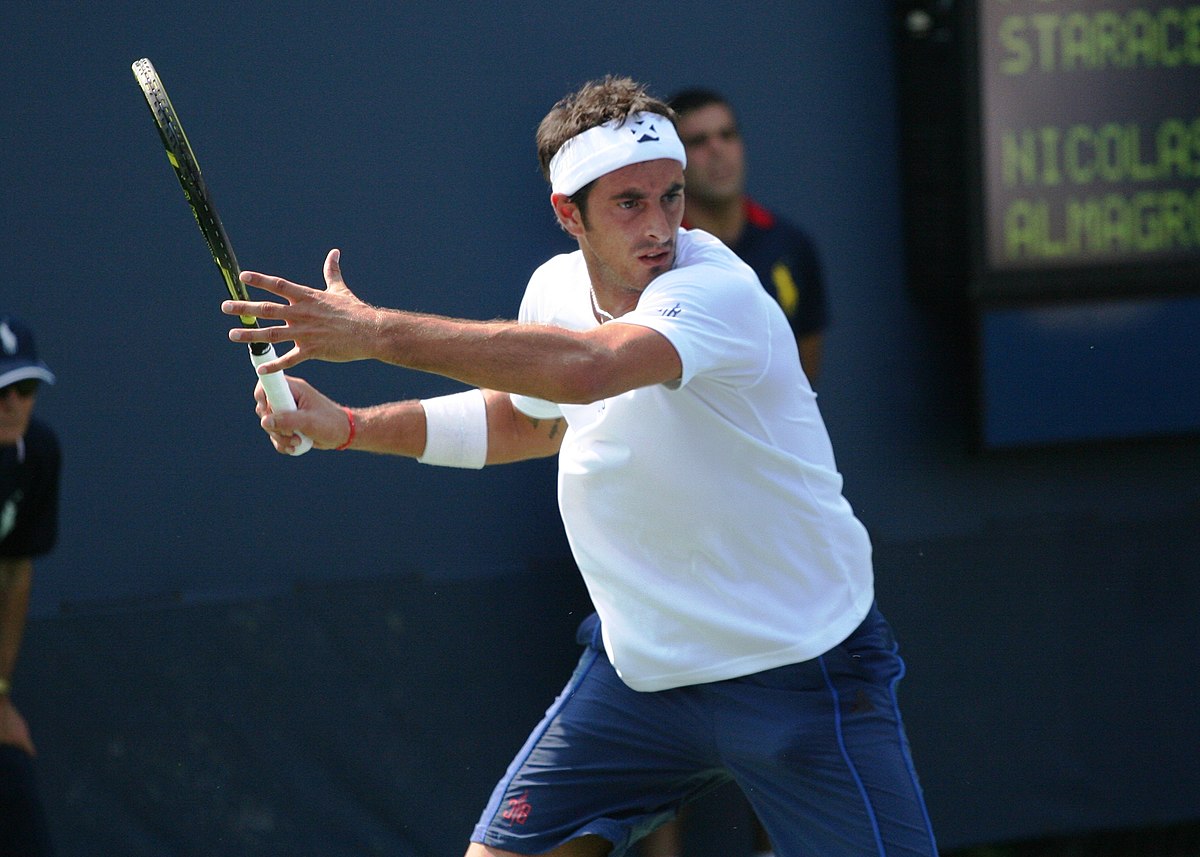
512, 229, 874, 691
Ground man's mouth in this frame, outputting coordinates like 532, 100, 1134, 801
639, 243, 674, 267
709, 164, 736, 182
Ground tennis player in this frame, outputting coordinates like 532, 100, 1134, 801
224, 76, 937, 857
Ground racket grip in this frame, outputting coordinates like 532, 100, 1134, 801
249, 346, 313, 456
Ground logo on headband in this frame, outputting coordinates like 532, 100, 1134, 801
549, 111, 684, 195
630, 117, 661, 144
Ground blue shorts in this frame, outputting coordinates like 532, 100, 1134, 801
472, 603, 937, 857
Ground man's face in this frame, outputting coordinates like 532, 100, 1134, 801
558, 157, 686, 296
0, 381, 37, 446
676, 102, 745, 205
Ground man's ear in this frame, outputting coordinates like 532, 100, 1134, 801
550, 192, 584, 237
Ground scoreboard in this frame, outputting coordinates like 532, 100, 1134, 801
974, 0, 1200, 297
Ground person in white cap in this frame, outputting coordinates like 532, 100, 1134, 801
1, 314, 59, 857
221, 76, 937, 857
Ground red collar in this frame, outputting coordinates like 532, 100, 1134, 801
742, 197, 776, 229
682, 196, 775, 231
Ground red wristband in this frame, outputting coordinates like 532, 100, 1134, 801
334, 406, 356, 450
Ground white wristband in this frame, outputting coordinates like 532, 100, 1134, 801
417, 389, 488, 469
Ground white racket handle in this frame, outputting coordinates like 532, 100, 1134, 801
249, 346, 313, 456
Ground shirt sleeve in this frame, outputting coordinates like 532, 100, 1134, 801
616, 267, 771, 390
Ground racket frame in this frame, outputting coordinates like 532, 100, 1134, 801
132, 58, 311, 455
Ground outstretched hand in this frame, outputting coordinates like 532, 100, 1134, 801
223, 249, 381, 374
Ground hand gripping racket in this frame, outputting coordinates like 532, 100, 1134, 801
132, 58, 312, 455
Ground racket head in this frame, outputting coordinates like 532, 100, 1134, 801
132, 58, 256, 324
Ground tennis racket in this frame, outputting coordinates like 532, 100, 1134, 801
132, 57, 312, 455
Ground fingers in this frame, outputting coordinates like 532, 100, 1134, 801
248, 345, 302, 375
222, 299, 287, 321
226, 269, 313, 321
241, 248, 345, 298
323, 248, 345, 291
253, 377, 305, 454
261, 413, 304, 454
238, 269, 306, 298
224, 247, 349, 337
226, 250, 358, 370
225, 321, 286, 344
251, 374, 345, 453
0, 703, 36, 756
226, 327, 303, 373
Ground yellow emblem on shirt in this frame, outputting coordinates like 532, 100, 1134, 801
771, 262, 799, 317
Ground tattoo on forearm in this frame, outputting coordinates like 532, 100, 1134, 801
526, 416, 565, 440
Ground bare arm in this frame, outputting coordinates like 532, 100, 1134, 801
0, 558, 32, 690
0, 557, 36, 755
223, 249, 683, 404
254, 377, 566, 462
798, 332, 823, 387
483, 390, 567, 464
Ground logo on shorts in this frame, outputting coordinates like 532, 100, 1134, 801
502, 790, 532, 825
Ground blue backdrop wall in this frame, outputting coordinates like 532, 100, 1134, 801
4, 2, 1199, 854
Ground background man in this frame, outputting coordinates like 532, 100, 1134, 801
1, 314, 59, 857
670, 88, 827, 385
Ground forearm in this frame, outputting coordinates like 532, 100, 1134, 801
343, 399, 427, 457
0, 559, 33, 687
230, 256, 680, 402
336, 391, 562, 464
369, 311, 609, 404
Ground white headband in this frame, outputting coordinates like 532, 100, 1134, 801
549, 112, 686, 196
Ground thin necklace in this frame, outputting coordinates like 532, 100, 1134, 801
589, 286, 614, 323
